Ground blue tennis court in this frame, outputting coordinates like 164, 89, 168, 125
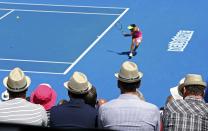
0, 0, 208, 108
0, 1, 128, 74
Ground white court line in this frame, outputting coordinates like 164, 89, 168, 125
63, 8, 129, 75
0, 1, 128, 9
0, 58, 72, 64
0, 69, 64, 75
0, 2, 128, 75
0, 9, 14, 20
0, 8, 120, 15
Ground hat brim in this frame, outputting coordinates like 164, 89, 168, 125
64, 81, 92, 94
30, 89, 57, 110
3, 76, 31, 92
178, 81, 207, 94
170, 86, 183, 100
115, 72, 143, 83
1, 90, 9, 101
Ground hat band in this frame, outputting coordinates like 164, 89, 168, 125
7, 83, 27, 91
69, 85, 89, 94
119, 75, 140, 81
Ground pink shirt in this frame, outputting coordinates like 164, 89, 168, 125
131, 30, 142, 39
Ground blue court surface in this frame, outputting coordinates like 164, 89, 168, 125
0, 0, 207, 108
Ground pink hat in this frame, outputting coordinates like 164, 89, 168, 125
30, 83, 57, 110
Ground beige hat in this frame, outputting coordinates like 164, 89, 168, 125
178, 74, 207, 94
3, 67, 31, 92
115, 61, 143, 83
170, 78, 185, 100
64, 72, 92, 94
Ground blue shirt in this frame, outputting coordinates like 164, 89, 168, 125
98, 94, 160, 131
50, 98, 97, 128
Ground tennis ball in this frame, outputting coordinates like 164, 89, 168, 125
16, 16, 20, 19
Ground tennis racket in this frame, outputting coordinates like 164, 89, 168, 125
114, 21, 127, 35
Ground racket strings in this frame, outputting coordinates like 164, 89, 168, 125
115, 21, 126, 34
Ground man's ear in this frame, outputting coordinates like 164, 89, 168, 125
182, 87, 187, 99
183, 87, 186, 94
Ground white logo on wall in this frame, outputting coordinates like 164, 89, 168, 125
167, 30, 194, 52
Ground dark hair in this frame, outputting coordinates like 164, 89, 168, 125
118, 80, 141, 89
68, 90, 87, 99
130, 24, 137, 27
84, 86, 97, 107
7, 89, 27, 99
184, 85, 205, 96
118, 80, 141, 94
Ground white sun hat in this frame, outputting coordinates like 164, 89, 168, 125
115, 61, 143, 83
170, 78, 185, 100
3, 67, 31, 92
1, 90, 9, 101
64, 72, 92, 94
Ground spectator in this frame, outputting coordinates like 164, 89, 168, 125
136, 89, 145, 101
0, 67, 48, 126
84, 86, 97, 108
30, 83, 57, 126
98, 61, 160, 131
163, 74, 208, 131
50, 71, 97, 128
204, 78, 208, 102
96, 99, 107, 109
168, 77, 185, 102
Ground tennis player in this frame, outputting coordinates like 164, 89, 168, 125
124, 24, 142, 58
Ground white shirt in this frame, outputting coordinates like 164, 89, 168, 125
0, 98, 48, 126
98, 94, 160, 131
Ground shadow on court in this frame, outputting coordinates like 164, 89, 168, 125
107, 50, 137, 59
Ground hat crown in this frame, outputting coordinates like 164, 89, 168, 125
8, 68, 27, 87
115, 61, 143, 83
4, 67, 31, 92
184, 74, 206, 86
34, 85, 52, 102
120, 61, 138, 78
65, 72, 92, 94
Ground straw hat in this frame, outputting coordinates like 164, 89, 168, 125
64, 72, 92, 94
30, 83, 57, 110
3, 67, 31, 92
115, 61, 143, 83
178, 74, 207, 94
170, 78, 185, 100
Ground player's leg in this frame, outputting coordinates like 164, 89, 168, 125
129, 41, 135, 57
133, 38, 141, 52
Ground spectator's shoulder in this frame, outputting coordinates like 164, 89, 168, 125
28, 101, 46, 111
148, 102, 159, 109
99, 99, 118, 109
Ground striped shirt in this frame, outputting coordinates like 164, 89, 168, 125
163, 96, 208, 131
98, 94, 160, 131
0, 98, 48, 126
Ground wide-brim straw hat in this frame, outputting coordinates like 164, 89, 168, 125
3, 67, 31, 92
115, 61, 143, 83
64, 72, 92, 94
30, 83, 57, 110
178, 74, 207, 94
